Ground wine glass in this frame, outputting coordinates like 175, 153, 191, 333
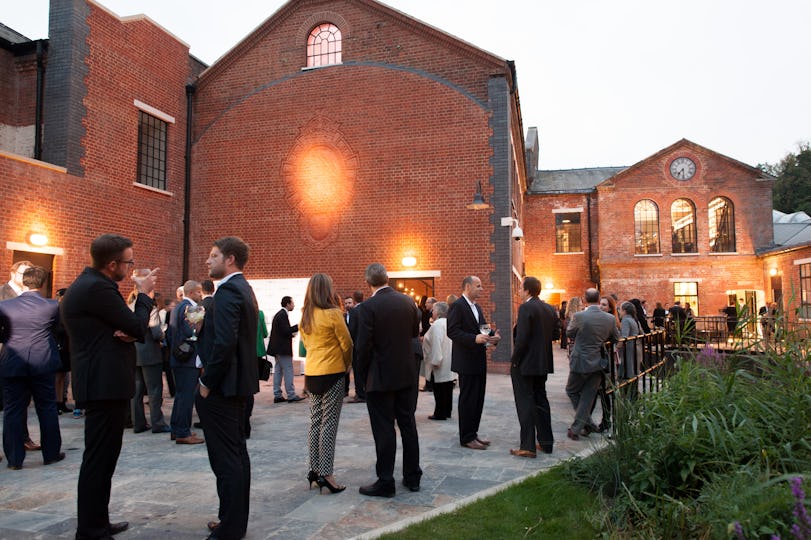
479, 323, 492, 336
185, 305, 206, 341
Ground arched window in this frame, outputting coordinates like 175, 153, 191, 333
709, 196, 736, 252
634, 199, 660, 254
307, 23, 342, 67
671, 198, 697, 254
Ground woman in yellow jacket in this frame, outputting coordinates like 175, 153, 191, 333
299, 273, 353, 494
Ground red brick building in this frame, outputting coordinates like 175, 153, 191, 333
1, 0, 808, 371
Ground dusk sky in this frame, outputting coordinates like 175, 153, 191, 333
6, 0, 810, 169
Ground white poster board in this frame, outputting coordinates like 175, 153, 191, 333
246, 278, 310, 361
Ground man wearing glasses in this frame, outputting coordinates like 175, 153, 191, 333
61, 234, 158, 540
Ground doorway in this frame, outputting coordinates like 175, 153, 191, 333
12, 250, 55, 298
391, 277, 435, 306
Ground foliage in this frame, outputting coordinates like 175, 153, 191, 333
565, 341, 811, 538
762, 142, 811, 215
378, 467, 601, 539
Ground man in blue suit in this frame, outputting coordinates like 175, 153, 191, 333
0, 265, 64, 469
169, 280, 205, 445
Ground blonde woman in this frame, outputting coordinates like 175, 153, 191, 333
299, 273, 353, 494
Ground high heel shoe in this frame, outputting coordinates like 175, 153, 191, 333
307, 471, 318, 489
316, 475, 346, 494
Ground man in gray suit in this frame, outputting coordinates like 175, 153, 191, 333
565, 288, 619, 440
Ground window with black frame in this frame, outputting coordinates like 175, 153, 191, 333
634, 199, 660, 254
799, 263, 811, 319
555, 212, 581, 253
136, 111, 167, 190
671, 198, 697, 253
709, 196, 736, 253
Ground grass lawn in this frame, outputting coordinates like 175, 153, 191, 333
379, 465, 600, 539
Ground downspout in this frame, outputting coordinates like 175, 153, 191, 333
182, 84, 196, 281
34, 40, 46, 160
587, 192, 595, 283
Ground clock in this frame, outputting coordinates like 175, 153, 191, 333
670, 157, 696, 180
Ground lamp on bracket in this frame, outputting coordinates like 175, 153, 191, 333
466, 181, 490, 210
500, 217, 524, 240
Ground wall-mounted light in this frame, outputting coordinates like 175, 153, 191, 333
466, 181, 490, 210
545, 281, 554, 290
402, 256, 417, 267
769, 267, 778, 276
28, 232, 48, 247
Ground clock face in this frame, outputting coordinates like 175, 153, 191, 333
670, 157, 696, 180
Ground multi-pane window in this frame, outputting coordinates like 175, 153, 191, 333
555, 212, 581, 253
137, 111, 167, 190
634, 199, 660, 254
674, 282, 699, 315
307, 23, 342, 67
671, 198, 697, 253
709, 196, 736, 252
799, 263, 811, 319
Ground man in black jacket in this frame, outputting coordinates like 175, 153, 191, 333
509, 277, 558, 458
62, 234, 157, 540
355, 263, 421, 497
196, 236, 259, 540
268, 296, 301, 403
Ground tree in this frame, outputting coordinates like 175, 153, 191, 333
761, 142, 811, 215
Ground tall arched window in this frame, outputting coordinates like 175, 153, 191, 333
709, 196, 736, 252
634, 199, 660, 254
671, 198, 697, 254
307, 23, 342, 67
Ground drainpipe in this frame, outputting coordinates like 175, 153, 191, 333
587, 192, 595, 284
182, 84, 195, 281
34, 40, 46, 160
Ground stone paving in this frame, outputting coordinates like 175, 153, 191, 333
0, 347, 604, 539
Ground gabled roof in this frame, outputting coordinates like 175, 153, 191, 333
596, 138, 774, 188
197, 0, 510, 87
529, 167, 626, 194
0, 22, 30, 45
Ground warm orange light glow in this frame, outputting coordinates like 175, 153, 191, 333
769, 267, 778, 276
402, 256, 417, 267
290, 144, 352, 241
28, 233, 48, 247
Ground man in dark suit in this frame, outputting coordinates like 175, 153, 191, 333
0, 259, 39, 450
509, 277, 558, 458
565, 287, 619, 440
168, 280, 205, 445
0, 265, 64, 469
355, 263, 421, 497
196, 236, 259, 540
268, 296, 301, 403
447, 276, 501, 450
61, 234, 157, 540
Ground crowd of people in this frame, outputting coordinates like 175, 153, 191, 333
1, 233, 787, 539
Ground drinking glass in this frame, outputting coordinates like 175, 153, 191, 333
185, 305, 206, 341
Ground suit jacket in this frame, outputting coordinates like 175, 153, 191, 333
0, 282, 19, 301
169, 298, 197, 368
447, 296, 487, 375
197, 273, 259, 397
134, 307, 163, 367
268, 307, 297, 357
0, 291, 61, 377
510, 296, 557, 376
566, 305, 620, 374
354, 286, 420, 393
61, 267, 152, 402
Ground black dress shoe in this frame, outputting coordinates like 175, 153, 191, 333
152, 425, 171, 434
108, 521, 129, 535
44, 452, 66, 465
133, 425, 151, 434
402, 480, 420, 492
427, 415, 446, 420
273, 397, 287, 403
359, 482, 395, 498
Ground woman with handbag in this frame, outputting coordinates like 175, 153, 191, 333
299, 273, 353, 494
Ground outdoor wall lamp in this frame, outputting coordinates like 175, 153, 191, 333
402, 256, 417, 267
466, 181, 490, 210
28, 232, 48, 247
